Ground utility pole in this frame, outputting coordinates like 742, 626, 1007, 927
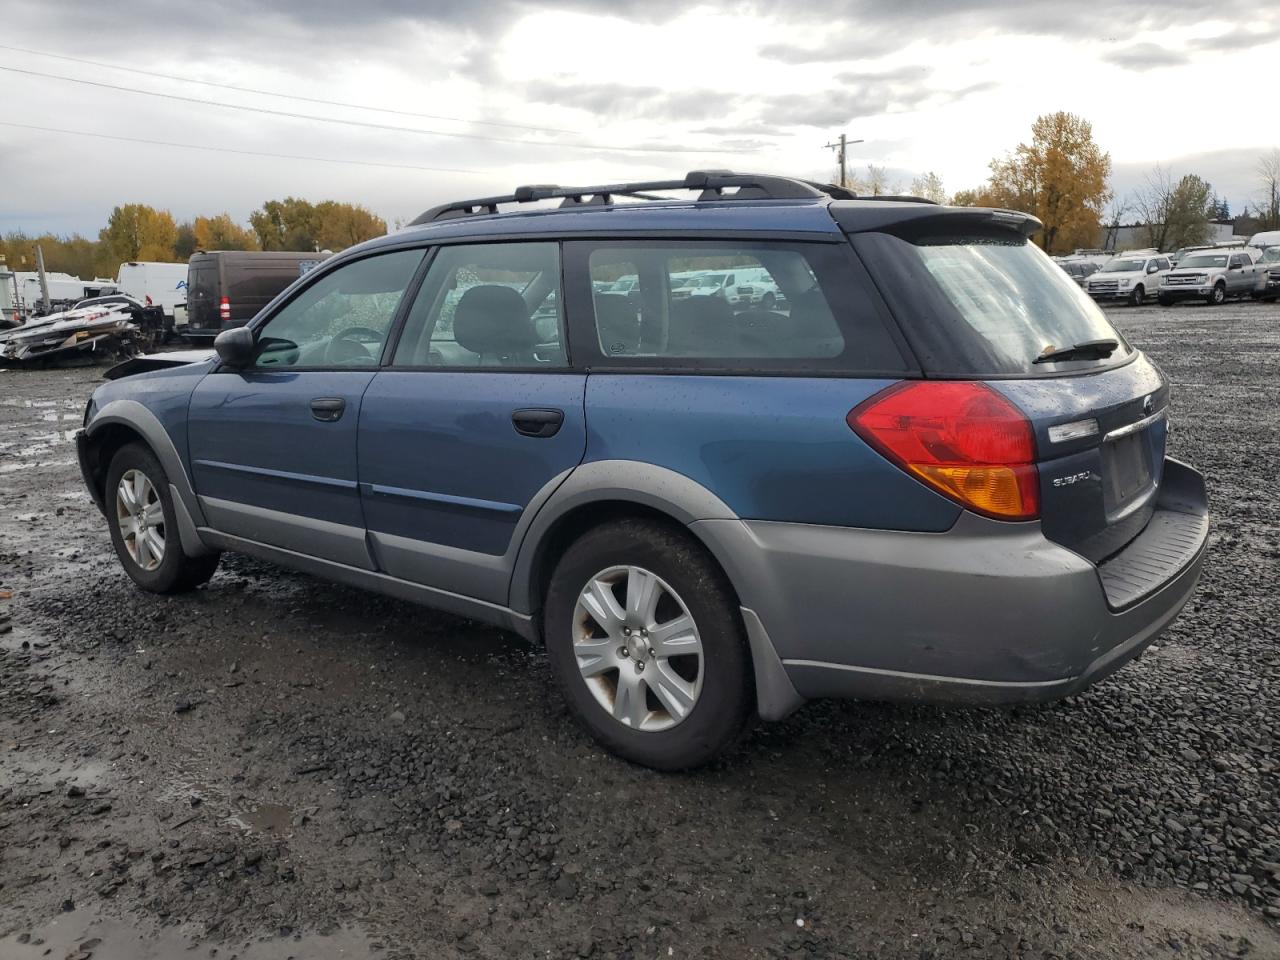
823, 134, 865, 190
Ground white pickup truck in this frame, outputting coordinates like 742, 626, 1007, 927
1157, 248, 1268, 306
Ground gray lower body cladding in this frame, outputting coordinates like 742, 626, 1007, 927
695, 457, 1208, 706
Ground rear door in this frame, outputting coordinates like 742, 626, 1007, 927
849, 224, 1169, 563
186, 258, 218, 331
359, 241, 586, 604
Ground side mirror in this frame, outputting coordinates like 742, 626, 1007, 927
214, 325, 257, 367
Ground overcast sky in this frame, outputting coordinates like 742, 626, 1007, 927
1, 0, 1278, 240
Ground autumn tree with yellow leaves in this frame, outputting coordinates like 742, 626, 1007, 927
953, 112, 1112, 255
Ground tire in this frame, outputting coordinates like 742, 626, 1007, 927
1207, 282, 1226, 306
1158, 294, 1175, 307
761, 292, 776, 310
105, 443, 220, 593
1129, 284, 1145, 306
543, 519, 753, 770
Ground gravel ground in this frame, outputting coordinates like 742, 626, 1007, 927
1, 301, 1278, 959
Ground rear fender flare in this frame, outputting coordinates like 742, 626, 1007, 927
507, 460, 739, 615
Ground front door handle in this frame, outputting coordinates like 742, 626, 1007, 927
310, 397, 346, 422
512, 408, 564, 438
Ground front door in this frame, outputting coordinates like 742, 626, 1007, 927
187, 248, 426, 567
358, 241, 586, 603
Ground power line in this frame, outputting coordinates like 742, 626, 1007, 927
0, 43, 583, 136
0, 120, 489, 174
0, 65, 740, 156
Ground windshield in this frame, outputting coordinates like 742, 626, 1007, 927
1101, 259, 1144, 273
902, 236, 1130, 372
1180, 254, 1228, 269
1260, 247, 1280, 263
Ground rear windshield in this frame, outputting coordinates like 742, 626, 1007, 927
851, 232, 1131, 376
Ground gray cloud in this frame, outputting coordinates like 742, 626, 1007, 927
1190, 24, 1280, 52
1101, 42, 1189, 70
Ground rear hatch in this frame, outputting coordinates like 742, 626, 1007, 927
842, 207, 1169, 565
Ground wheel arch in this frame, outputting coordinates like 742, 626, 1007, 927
85, 400, 211, 555
508, 460, 804, 721
508, 461, 741, 623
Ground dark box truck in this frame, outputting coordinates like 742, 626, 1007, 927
184, 251, 327, 340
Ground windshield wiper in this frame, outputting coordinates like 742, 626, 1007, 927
1033, 338, 1119, 364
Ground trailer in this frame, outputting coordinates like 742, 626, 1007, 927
115, 261, 188, 319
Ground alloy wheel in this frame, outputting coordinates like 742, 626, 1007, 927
571, 565, 704, 732
115, 469, 165, 571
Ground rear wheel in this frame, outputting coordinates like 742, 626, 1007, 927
1207, 282, 1226, 306
106, 443, 220, 593
1129, 284, 1145, 306
544, 519, 753, 770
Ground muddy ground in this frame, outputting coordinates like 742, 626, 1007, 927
1, 302, 1278, 959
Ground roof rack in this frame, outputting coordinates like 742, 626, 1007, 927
408, 170, 862, 225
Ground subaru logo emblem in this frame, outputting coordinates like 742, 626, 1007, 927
1142, 395, 1154, 416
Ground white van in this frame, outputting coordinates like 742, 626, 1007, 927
116, 262, 189, 319
1248, 230, 1280, 252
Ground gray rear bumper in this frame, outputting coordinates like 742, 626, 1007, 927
693, 458, 1208, 714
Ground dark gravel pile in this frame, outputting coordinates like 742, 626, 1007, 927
2, 302, 1279, 959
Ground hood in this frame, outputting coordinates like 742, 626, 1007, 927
103, 349, 216, 380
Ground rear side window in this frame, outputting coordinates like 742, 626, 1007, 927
573, 241, 908, 373
852, 232, 1132, 376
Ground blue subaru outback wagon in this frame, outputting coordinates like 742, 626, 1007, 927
77, 171, 1209, 769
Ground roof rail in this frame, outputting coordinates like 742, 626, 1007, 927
408, 170, 856, 225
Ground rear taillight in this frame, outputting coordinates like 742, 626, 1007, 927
219, 296, 231, 323
848, 381, 1039, 521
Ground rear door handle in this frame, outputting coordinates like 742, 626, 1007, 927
310, 397, 346, 422
512, 408, 564, 438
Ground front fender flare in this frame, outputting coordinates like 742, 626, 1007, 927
87, 398, 206, 529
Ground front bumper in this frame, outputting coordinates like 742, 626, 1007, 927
76, 429, 108, 515
1087, 288, 1133, 302
695, 457, 1208, 709
1159, 286, 1214, 302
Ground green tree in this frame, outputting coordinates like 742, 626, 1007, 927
174, 222, 198, 260
97, 204, 178, 272
1134, 168, 1214, 251
249, 197, 320, 251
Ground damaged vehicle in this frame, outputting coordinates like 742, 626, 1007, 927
0, 298, 163, 367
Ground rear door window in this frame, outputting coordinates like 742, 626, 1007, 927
568, 240, 909, 373
851, 232, 1132, 376
391, 242, 565, 368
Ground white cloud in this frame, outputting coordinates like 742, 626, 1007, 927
0, 0, 1277, 237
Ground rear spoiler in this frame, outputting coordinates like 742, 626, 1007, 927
830, 202, 1042, 238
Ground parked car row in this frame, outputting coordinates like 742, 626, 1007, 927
598, 267, 786, 310
1060, 231, 1280, 307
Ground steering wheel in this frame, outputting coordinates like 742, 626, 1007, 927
324, 326, 385, 365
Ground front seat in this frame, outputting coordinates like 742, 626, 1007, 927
452, 285, 536, 365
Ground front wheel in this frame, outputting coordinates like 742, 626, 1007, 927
1207, 282, 1226, 306
106, 443, 220, 593
1158, 294, 1175, 307
1129, 284, 1145, 306
544, 519, 753, 770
